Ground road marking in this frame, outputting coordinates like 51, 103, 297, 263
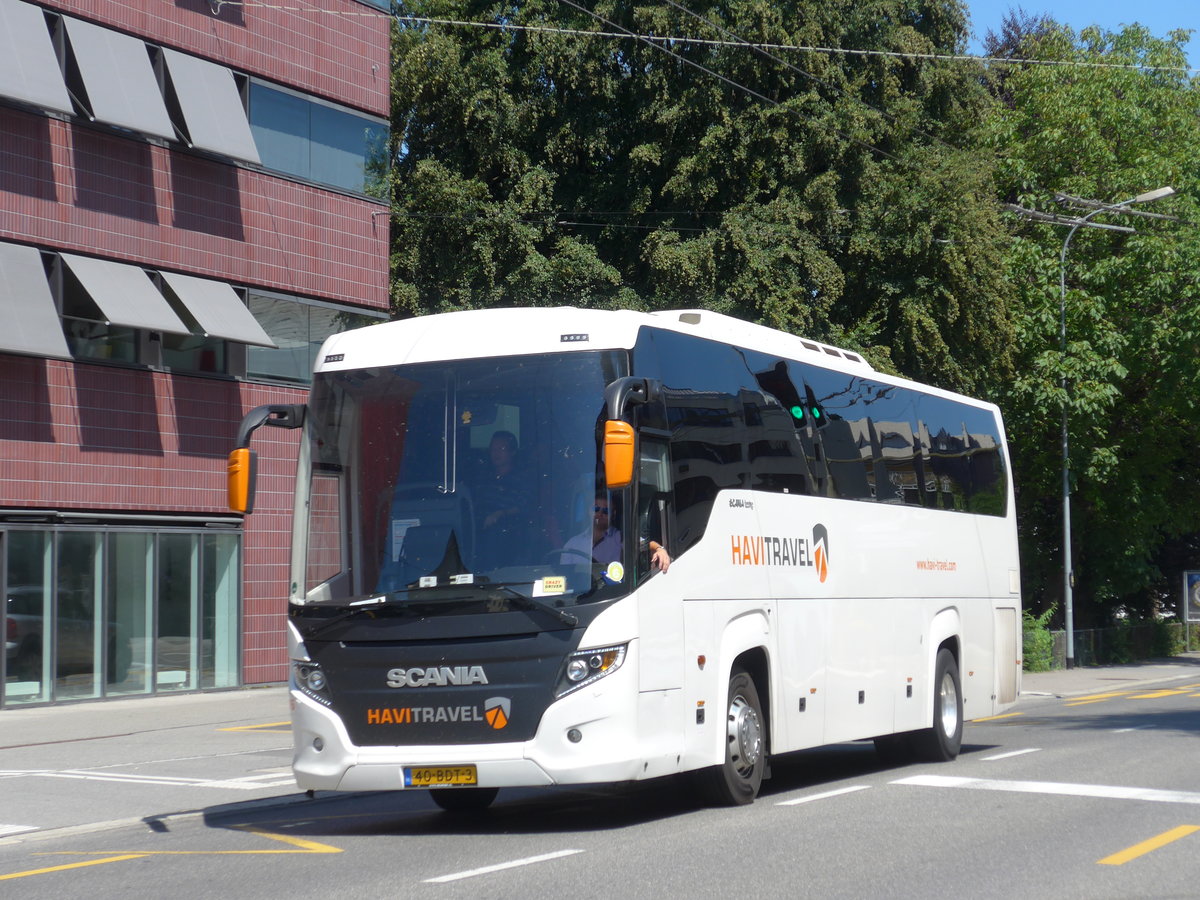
1065, 691, 1133, 703
777, 785, 872, 806
39, 828, 341, 857
1099, 826, 1200, 865
0, 825, 37, 837
0, 854, 146, 881
424, 849, 584, 883
1114, 726, 1155, 733
894, 774, 1200, 805
972, 711, 1024, 722
219, 722, 292, 733
1129, 689, 1189, 699
8, 769, 294, 790
980, 748, 1041, 761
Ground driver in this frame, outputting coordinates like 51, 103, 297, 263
562, 493, 621, 565
561, 492, 670, 573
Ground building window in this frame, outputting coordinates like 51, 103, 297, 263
248, 80, 389, 197
2, 526, 241, 707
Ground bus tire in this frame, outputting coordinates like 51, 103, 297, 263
702, 667, 765, 805
430, 787, 499, 813
914, 648, 963, 762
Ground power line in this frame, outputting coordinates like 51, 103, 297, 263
208, 3, 1199, 75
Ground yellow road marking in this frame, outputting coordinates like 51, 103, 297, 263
971, 712, 1024, 722
1129, 689, 1189, 700
1063, 691, 1132, 703
234, 826, 342, 853
0, 854, 147, 881
1099, 826, 1200, 866
219, 722, 292, 733
39, 827, 342, 858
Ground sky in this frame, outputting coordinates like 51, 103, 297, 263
964, 0, 1199, 70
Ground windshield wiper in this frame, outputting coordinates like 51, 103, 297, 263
297, 593, 407, 637
482, 583, 579, 626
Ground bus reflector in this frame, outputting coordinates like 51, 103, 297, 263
604, 420, 636, 488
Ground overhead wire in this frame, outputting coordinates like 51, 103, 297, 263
211, 2, 1199, 76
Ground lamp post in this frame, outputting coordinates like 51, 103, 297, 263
1058, 186, 1175, 668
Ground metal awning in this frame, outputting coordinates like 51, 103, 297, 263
160, 271, 276, 346
0, 0, 73, 115
0, 241, 71, 359
161, 48, 260, 163
61, 15, 175, 140
61, 253, 190, 335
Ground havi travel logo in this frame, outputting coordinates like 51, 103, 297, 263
812, 524, 829, 583
484, 697, 511, 730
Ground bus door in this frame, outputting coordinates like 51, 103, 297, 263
635, 436, 681, 693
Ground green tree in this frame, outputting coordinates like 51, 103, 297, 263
982, 22, 1200, 623
388, 0, 1014, 394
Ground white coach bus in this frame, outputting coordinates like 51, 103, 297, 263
228, 307, 1021, 810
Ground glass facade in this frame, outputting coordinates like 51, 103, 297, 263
247, 292, 384, 384
2, 527, 240, 707
248, 80, 389, 197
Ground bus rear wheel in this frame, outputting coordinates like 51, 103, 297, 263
430, 787, 499, 813
914, 648, 963, 762
701, 667, 765, 805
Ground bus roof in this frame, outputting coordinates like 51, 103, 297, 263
314, 306, 873, 375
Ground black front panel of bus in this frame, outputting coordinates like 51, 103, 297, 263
307, 627, 578, 746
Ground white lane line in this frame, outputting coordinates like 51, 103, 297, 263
980, 748, 1041, 761
0, 825, 37, 837
1113, 726, 1155, 733
894, 774, 1200, 805
424, 849, 585, 883
777, 785, 872, 806
18, 770, 293, 790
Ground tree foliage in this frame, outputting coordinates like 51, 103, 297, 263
385, 3, 1200, 625
981, 23, 1200, 622
388, 0, 1014, 393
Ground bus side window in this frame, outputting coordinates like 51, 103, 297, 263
637, 439, 671, 578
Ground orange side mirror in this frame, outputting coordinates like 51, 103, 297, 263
604, 420, 636, 488
227, 447, 257, 514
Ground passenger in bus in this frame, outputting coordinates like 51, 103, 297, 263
475, 430, 535, 567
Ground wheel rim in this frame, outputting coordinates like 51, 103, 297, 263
727, 693, 762, 777
937, 669, 959, 738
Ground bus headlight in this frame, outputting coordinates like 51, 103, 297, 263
556, 644, 627, 697
293, 661, 333, 706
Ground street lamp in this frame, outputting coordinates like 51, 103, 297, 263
1058, 186, 1175, 668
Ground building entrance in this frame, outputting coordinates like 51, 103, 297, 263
2, 525, 240, 707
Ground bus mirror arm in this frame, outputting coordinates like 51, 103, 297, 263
603, 378, 657, 489
603, 377, 658, 421
234, 404, 306, 449
228, 404, 306, 514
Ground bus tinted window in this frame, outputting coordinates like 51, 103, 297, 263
635, 327, 1006, 524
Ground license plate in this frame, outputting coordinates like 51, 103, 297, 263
404, 765, 478, 787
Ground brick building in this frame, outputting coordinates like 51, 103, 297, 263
0, 0, 391, 706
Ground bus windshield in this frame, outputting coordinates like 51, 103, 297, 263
301, 349, 630, 610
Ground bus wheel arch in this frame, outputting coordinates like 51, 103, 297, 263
702, 649, 769, 806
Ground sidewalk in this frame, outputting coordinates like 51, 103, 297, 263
1019, 650, 1200, 698
0, 684, 298, 842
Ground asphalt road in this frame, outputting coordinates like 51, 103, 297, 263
3, 671, 1200, 898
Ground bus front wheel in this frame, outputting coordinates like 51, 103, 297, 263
914, 648, 963, 761
702, 667, 765, 805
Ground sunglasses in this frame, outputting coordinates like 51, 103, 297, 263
593, 506, 609, 513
